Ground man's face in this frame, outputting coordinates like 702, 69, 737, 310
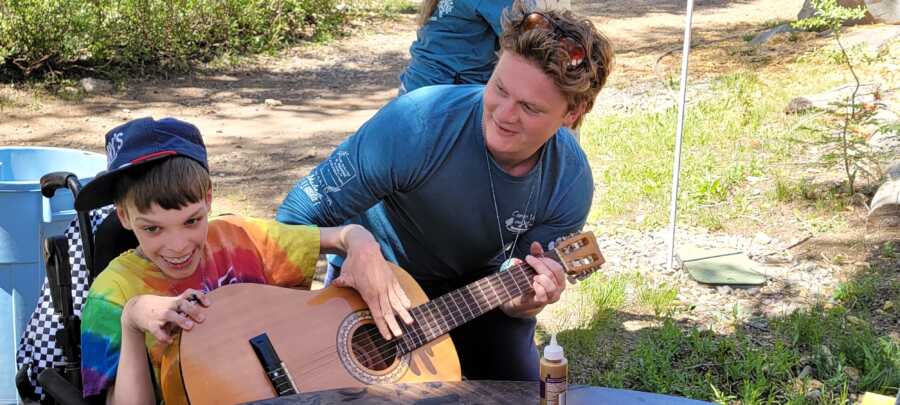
482, 51, 579, 172
118, 194, 211, 280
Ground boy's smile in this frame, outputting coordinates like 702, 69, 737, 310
117, 193, 212, 280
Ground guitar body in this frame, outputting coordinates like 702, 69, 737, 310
165, 264, 461, 405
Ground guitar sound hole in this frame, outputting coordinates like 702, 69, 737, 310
351, 323, 397, 371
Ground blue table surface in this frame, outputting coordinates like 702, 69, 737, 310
244, 380, 716, 404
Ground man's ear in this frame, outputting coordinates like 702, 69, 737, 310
563, 103, 587, 128
115, 204, 133, 230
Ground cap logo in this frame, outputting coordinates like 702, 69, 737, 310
106, 131, 124, 162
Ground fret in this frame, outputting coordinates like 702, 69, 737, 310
473, 279, 491, 309
500, 271, 519, 301
497, 270, 516, 302
401, 322, 417, 353
407, 307, 426, 348
423, 302, 440, 341
440, 297, 459, 331
448, 292, 466, 324
434, 298, 451, 333
395, 334, 408, 355
496, 272, 514, 303
415, 304, 432, 342
511, 270, 524, 297
466, 284, 483, 315
460, 286, 479, 320
485, 276, 502, 306
487, 275, 502, 306
455, 288, 474, 320
513, 268, 534, 295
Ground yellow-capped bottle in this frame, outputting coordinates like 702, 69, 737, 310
540, 334, 568, 405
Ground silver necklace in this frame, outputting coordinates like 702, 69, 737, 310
483, 147, 538, 269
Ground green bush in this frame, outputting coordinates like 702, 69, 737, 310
0, 0, 351, 78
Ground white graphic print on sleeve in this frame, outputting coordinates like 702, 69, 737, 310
300, 151, 357, 206
321, 151, 356, 192
298, 175, 322, 204
431, 0, 454, 20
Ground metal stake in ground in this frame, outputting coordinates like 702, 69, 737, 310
666, 0, 696, 272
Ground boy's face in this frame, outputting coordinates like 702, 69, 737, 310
482, 51, 582, 170
117, 192, 212, 280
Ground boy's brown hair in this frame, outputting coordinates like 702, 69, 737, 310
113, 156, 211, 215
500, 0, 615, 129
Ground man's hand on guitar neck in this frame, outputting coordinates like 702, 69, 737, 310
331, 224, 414, 341
500, 241, 567, 319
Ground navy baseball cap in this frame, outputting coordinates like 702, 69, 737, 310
75, 117, 208, 211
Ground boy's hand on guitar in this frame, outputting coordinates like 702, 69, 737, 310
500, 241, 567, 319
122, 289, 211, 344
333, 228, 413, 341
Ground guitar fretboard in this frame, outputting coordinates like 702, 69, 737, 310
395, 251, 560, 355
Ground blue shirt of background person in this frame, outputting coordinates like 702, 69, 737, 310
400, 0, 518, 94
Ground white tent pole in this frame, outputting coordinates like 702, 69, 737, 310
666, 0, 696, 272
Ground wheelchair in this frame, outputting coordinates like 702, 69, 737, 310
15, 171, 138, 405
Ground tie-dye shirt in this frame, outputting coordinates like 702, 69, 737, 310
80, 216, 319, 398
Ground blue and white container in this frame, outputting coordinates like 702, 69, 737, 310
0, 147, 105, 404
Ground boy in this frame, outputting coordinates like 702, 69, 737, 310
75, 117, 391, 404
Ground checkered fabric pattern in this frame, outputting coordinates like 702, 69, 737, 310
15, 206, 114, 398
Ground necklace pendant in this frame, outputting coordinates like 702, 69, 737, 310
500, 258, 517, 272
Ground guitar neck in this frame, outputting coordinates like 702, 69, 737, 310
396, 250, 560, 355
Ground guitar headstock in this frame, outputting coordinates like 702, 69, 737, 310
550, 231, 605, 283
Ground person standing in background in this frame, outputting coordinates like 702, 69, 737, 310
399, 0, 515, 95
401, 0, 572, 95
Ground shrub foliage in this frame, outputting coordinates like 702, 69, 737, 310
0, 0, 351, 78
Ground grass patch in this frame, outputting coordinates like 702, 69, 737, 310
559, 254, 900, 402
563, 301, 900, 403
635, 278, 679, 317
582, 57, 868, 230
605, 319, 800, 402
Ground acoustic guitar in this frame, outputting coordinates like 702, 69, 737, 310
161, 232, 604, 404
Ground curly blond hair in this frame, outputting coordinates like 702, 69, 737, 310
499, 0, 614, 129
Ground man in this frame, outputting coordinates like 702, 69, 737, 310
277, 0, 614, 381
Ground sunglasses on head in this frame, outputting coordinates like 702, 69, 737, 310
520, 12, 586, 68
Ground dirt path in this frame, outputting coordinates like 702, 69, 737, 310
1, 0, 803, 217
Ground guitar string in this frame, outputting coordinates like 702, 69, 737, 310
347, 248, 567, 361
357, 269, 526, 355
358, 263, 541, 359
347, 264, 539, 362
350, 248, 586, 363
317, 269, 527, 367
352, 242, 597, 363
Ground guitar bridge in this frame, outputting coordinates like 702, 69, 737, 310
249, 333, 299, 396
